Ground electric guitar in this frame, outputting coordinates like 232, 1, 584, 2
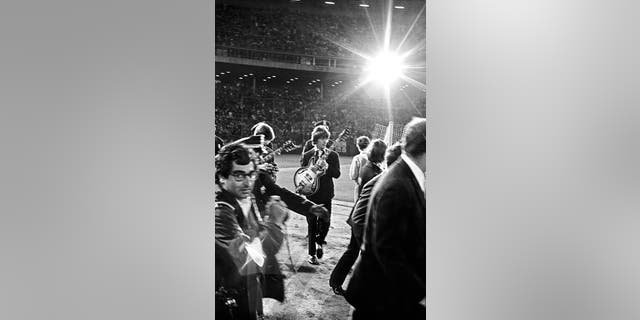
261, 140, 300, 163
293, 128, 351, 196
258, 140, 300, 181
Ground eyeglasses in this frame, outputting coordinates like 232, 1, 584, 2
229, 170, 258, 182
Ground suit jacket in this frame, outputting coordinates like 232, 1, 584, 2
214, 189, 285, 305
300, 148, 340, 203
345, 159, 426, 314
357, 161, 382, 195
347, 173, 382, 245
301, 139, 335, 156
253, 171, 315, 217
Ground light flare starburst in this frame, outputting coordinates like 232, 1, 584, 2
364, 50, 407, 86
321, 0, 425, 92
314, 0, 426, 120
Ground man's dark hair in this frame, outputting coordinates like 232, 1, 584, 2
251, 122, 275, 143
356, 136, 370, 152
367, 139, 387, 163
401, 117, 426, 157
311, 125, 331, 144
215, 144, 254, 185
313, 120, 330, 129
385, 142, 403, 167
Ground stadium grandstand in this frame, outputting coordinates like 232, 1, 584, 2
215, 0, 426, 156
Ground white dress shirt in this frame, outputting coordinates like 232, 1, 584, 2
401, 153, 425, 193
236, 197, 252, 220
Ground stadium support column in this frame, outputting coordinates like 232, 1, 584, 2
252, 77, 256, 94
320, 82, 324, 100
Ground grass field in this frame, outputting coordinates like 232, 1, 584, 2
273, 154, 356, 204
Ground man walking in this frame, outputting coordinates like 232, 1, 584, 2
345, 118, 427, 319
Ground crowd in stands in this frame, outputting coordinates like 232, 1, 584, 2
215, 79, 425, 155
215, 4, 426, 59
215, 3, 426, 154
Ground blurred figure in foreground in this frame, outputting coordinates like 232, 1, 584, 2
330, 141, 400, 296
215, 144, 289, 320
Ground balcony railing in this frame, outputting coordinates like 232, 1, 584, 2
215, 45, 365, 71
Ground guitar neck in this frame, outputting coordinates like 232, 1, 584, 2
319, 136, 343, 155
328, 133, 347, 151
263, 144, 296, 162
263, 148, 280, 162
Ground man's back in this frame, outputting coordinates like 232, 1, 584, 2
348, 173, 381, 244
346, 159, 426, 313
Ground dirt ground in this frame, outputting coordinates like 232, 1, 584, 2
214, 154, 358, 319
263, 200, 354, 320
263, 154, 357, 320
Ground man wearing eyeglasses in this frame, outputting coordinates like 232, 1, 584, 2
229, 135, 329, 224
215, 144, 289, 320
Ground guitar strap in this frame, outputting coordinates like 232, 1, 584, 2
309, 149, 317, 165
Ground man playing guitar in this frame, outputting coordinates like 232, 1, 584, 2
226, 134, 328, 223
251, 122, 279, 181
300, 120, 334, 156
299, 125, 340, 265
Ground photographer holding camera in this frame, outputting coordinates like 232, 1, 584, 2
215, 144, 289, 320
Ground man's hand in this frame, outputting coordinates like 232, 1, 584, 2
265, 196, 288, 225
257, 162, 275, 172
316, 159, 328, 171
309, 204, 329, 221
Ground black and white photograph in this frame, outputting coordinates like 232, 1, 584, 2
4, 1, 640, 320
214, 0, 426, 318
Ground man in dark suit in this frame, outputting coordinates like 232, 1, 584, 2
356, 139, 387, 194
300, 120, 334, 155
345, 117, 426, 319
250, 122, 279, 180
214, 144, 288, 320
329, 142, 402, 296
299, 125, 341, 265
350, 142, 402, 244
227, 134, 329, 221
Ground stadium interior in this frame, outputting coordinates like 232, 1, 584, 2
215, 0, 426, 155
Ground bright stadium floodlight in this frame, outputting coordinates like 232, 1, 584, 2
364, 50, 406, 86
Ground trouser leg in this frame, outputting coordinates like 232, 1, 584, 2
245, 275, 261, 320
316, 200, 332, 245
306, 214, 317, 256
329, 231, 360, 288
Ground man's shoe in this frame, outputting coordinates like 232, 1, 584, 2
307, 255, 319, 265
316, 244, 324, 259
332, 286, 346, 296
